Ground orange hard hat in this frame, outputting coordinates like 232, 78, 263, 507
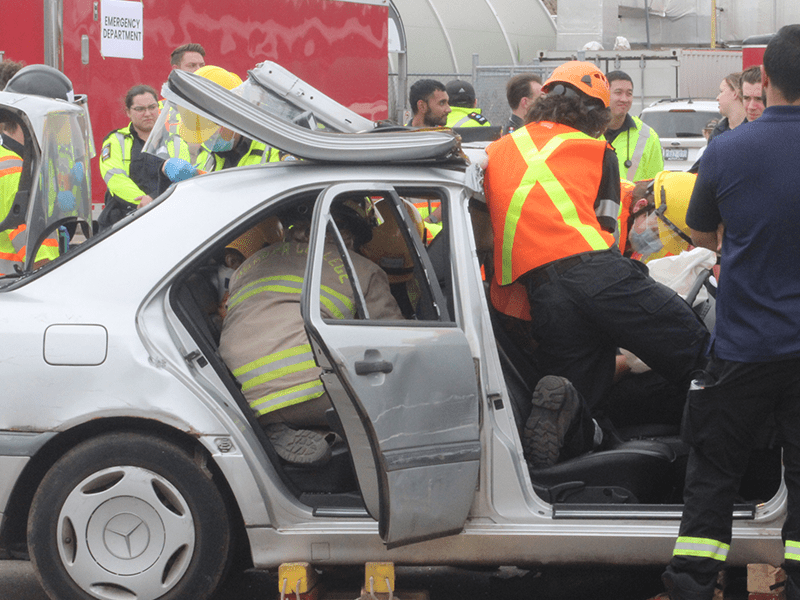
542, 61, 610, 108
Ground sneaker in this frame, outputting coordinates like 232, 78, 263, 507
522, 375, 581, 469
265, 423, 333, 467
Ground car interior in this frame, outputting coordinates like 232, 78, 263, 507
169, 185, 783, 518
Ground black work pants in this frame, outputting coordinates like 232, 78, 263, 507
521, 249, 709, 411
667, 356, 800, 599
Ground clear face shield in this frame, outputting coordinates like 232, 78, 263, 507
142, 98, 238, 167
629, 205, 663, 257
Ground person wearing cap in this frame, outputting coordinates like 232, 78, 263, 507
444, 79, 492, 128
603, 70, 664, 181
662, 25, 800, 600
218, 198, 403, 466
98, 84, 190, 228
483, 61, 708, 468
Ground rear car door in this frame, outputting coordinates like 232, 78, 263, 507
302, 182, 481, 548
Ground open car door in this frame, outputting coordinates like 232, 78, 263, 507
301, 183, 481, 548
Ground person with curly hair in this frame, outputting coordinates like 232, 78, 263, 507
483, 61, 708, 468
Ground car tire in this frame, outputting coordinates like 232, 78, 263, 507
27, 431, 232, 600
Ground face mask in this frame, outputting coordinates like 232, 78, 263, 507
629, 226, 663, 256
211, 135, 235, 153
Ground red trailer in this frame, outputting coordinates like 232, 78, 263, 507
1, 0, 390, 208
741, 33, 775, 70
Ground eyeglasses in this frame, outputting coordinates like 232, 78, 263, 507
130, 104, 159, 113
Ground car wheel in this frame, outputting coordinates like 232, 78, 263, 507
27, 432, 231, 600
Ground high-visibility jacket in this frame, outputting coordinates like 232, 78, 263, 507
195, 139, 280, 173
99, 123, 189, 205
412, 199, 443, 242
606, 115, 663, 181
446, 106, 492, 128
0, 148, 58, 275
484, 122, 615, 286
219, 240, 403, 422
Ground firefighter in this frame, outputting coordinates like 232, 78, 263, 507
0, 143, 23, 275
1, 64, 73, 272
483, 61, 708, 464
189, 66, 281, 173
218, 198, 403, 466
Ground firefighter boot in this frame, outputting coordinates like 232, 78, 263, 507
662, 566, 718, 600
523, 376, 594, 469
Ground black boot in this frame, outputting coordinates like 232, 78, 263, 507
662, 566, 718, 600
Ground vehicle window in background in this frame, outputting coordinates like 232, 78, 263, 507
640, 109, 721, 138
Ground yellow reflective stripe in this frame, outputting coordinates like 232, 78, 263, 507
229, 274, 354, 318
241, 359, 317, 391
785, 540, 800, 562
229, 283, 300, 309
673, 536, 730, 561
320, 284, 355, 319
250, 380, 326, 416
232, 343, 311, 378
233, 344, 318, 392
228, 275, 303, 308
502, 129, 608, 283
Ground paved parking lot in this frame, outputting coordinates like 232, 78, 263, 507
0, 559, 712, 600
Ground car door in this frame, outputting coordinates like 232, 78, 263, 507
301, 182, 481, 548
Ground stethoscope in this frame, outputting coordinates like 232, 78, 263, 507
624, 129, 632, 169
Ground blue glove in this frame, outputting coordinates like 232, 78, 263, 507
69, 162, 85, 188
163, 158, 198, 182
57, 190, 76, 212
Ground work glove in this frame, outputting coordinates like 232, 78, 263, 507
56, 190, 76, 212
163, 158, 198, 182
69, 162, 84, 188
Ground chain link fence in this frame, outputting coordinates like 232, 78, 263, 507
389, 62, 554, 127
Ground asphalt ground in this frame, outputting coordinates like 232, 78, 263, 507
0, 560, 754, 600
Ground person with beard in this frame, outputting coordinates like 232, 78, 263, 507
408, 79, 451, 128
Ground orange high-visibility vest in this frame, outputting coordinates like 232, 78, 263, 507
618, 178, 636, 254
484, 121, 613, 286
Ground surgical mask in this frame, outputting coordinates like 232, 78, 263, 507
211, 135, 235, 153
629, 226, 663, 256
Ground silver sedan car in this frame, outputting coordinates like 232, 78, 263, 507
0, 69, 785, 600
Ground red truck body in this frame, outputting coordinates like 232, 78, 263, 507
1, 0, 388, 206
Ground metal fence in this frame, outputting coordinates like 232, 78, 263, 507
388, 49, 741, 127
388, 56, 552, 127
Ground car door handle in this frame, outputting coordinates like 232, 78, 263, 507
354, 360, 393, 375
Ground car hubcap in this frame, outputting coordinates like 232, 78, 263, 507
57, 466, 195, 599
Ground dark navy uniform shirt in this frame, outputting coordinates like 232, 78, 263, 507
687, 105, 800, 362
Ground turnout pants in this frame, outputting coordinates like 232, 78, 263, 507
665, 356, 800, 600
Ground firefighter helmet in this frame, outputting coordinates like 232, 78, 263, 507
653, 170, 697, 256
4, 64, 74, 102
195, 65, 243, 91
